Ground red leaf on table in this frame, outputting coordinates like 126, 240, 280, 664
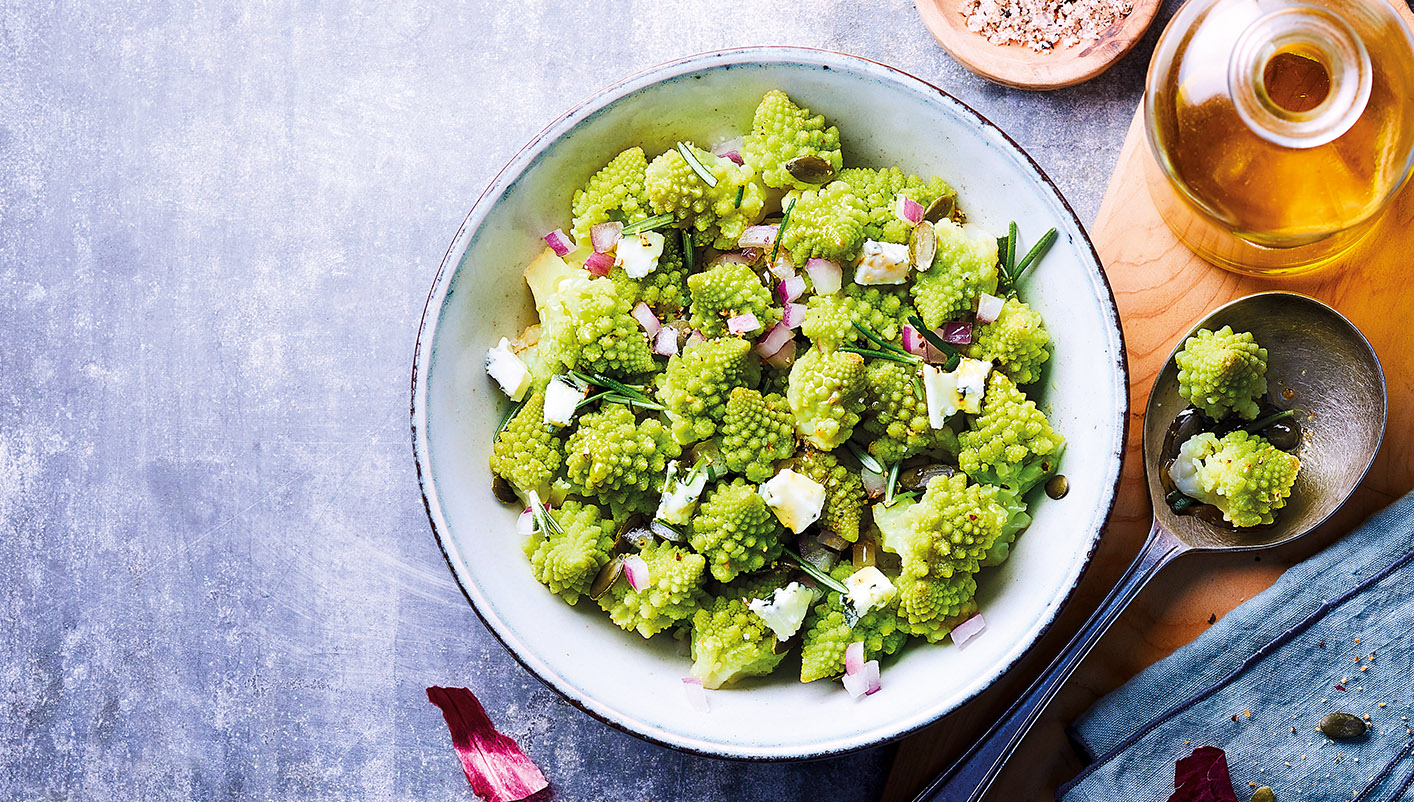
426, 686, 549, 802
1169, 745, 1238, 802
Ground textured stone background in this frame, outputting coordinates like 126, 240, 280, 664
1, 1, 1179, 799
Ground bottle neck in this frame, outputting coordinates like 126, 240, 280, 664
1228, 5, 1371, 149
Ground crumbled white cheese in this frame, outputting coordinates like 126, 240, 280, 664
656, 460, 710, 526
853, 240, 912, 285
954, 358, 992, 414
542, 376, 583, 426
844, 566, 897, 616
922, 364, 959, 428
616, 231, 665, 279
485, 337, 531, 401
748, 582, 816, 640
759, 469, 826, 533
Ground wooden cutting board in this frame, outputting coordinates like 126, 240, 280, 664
882, 9, 1414, 797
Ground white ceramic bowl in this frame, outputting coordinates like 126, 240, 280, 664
412, 47, 1127, 760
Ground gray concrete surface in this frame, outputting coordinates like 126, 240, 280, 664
0, 1, 1179, 799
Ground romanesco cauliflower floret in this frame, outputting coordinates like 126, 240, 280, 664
911, 218, 1000, 327
799, 563, 907, 682
566, 404, 681, 511
787, 347, 866, 450
794, 448, 865, 543
571, 147, 651, 244
489, 391, 563, 499
536, 274, 657, 379
780, 182, 870, 264
720, 388, 796, 482
968, 297, 1051, 386
740, 90, 844, 190
598, 540, 708, 638
883, 473, 1009, 581
658, 337, 762, 444
689, 596, 787, 689
522, 499, 616, 605
894, 571, 978, 643
1169, 430, 1299, 527
1175, 326, 1269, 421
958, 372, 1064, 496
800, 283, 910, 350
690, 478, 785, 582
687, 259, 780, 337
610, 227, 690, 318
861, 360, 956, 465
645, 143, 767, 250
837, 167, 955, 244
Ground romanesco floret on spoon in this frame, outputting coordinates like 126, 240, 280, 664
1175, 325, 1269, 421
1169, 430, 1300, 527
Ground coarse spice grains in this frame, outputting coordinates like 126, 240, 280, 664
960, 0, 1135, 52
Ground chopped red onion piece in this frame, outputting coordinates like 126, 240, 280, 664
778, 275, 807, 303
939, 321, 973, 345
738, 225, 778, 250
543, 229, 572, 257
862, 660, 882, 695
653, 326, 679, 356
763, 338, 797, 369
590, 222, 622, 253
584, 251, 614, 277
739, 247, 762, 262
712, 137, 745, 163
901, 324, 926, 357
782, 302, 807, 330
844, 641, 865, 676
976, 293, 1005, 324
804, 258, 842, 295
895, 194, 924, 225
925, 341, 951, 364
718, 150, 743, 165
727, 312, 762, 335
710, 251, 756, 270
623, 554, 649, 592
682, 677, 710, 712
516, 509, 535, 536
951, 612, 986, 647
769, 252, 795, 280
631, 302, 661, 336
426, 686, 548, 802
860, 467, 886, 498
842, 660, 881, 698
754, 322, 794, 359
687, 329, 707, 347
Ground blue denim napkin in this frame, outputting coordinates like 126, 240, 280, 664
1060, 492, 1414, 802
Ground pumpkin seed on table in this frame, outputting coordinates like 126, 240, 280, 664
1318, 711, 1368, 740
1250, 787, 1274, 802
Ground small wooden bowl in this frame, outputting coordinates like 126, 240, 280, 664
917, 0, 1162, 90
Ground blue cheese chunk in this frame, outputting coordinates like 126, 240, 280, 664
922, 358, 992, 425
954, 357, 991, 414
759, 468, 826, 533
485, 337, 531, 401
655, 460, 710, 526
853, 240, 911, 285
748, 582, 816, 640
844, 566, 897, 616
542, 376, 584, 427
616, 230, 665, 279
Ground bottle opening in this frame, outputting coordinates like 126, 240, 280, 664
1263, 50, 1330, 113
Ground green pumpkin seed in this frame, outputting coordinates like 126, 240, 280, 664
1319, 711, 1367, 740
922, 194, 956, 223
1250, 787, 1274, 802
589, 555, 626, 600
491, 474, 519, 505
909, 221, 937, 271
1045, 474, 1070, 500
785, 155, 835, 184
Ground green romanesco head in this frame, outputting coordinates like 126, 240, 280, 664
861, 360, 956, 465
794, 448, 865, 543
798, 563, 907, 682
1175, 326, 1269, 421
566, 403, 681, 506
690, 477, 785, 582
538, 274, 658, 379
958, 372, 1064, 496
687, 259, 780, 338
979, 488, 1033, 569
610, 226, 691, 318
720, 388, 797, 483
740, 89, 844, 190
911, 218, 999, 328
489, 391, 564, 499
801, 283, 911, 350
522, 499, 616, 605
836, 167, 955, 244
645, 143, 767, 250
780, 182, 870, 265
658, 337, 762, 445
967, 297, 1051, 386
598, 540, 708, 638
571, 146, 651, 244
895, 571, 978, 643
689, 595, 787, 689
887, 473, 1009, 580
786, 347, 867, 450
1171, 430, 1299, 527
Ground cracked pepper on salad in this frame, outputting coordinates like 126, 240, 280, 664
483, 90, 1065, 694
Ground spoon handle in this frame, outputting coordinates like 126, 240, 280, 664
911, 519, 1187, 802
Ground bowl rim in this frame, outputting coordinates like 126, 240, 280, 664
410, 45, 1130, 761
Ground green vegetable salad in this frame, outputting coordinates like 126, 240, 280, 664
483, 90, 1065, 693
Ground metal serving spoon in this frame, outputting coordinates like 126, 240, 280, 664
913, 291, 1387, 802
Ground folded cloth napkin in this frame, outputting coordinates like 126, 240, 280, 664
1060, 492, 1414, 802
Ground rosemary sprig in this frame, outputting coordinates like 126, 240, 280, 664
883, 462, 902, 507
603, 393, 665, 412
770, 197, 797, 265
576, 390, 613, 410
734, 185, 744, 209
841, 346, 918, 365
677, 142, 718, 188
621, 213, 674, 236
525, 490, 563, 535
495, 396, 529, 437
844, 440, 886, 475
1012, 227, 1058, 284
851, 321, 918, 360
681, 229, 693, 268
1243, 408, 1295, 433
907, 314, 962, 371
1004, 221, 1018, 276
781, 548, 849, 595
570, 371, 650, 400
